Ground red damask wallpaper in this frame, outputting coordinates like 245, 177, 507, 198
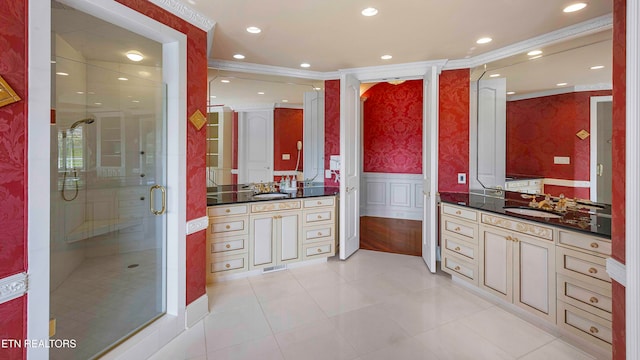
438, 69, 470, 192
324, 80, 340, 187
362, 80, 423, 173
117, 0, 208, 305
542, 185, 589, 199
611, 0, 626, 358
506, 90, 611, 182
0, 1, 28, 358
274, 108, 303, 171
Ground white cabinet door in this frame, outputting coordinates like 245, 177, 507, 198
278, 212, 301, 263
479, 226, 512, 302
250, 215, 275, 268
513, 233, 556, 321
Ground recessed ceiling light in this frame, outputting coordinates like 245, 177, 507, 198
50, 60, 56, 64
563, 3, 587, 13
476, 37, 492, 44
314, 87, 322, 91
210, 95, 217, 98
300, 63, 311, 68
220, 79, 230, 83
590, 65, 605, 70
527, 50, 543, 56
489, 74, 500, 78
94, 102, 102, 105
258, 92, 265, 95
282, 99, 289, 103
361, 7, 378, 16
132, 100, 140, 103
246, 26, 261, 34
138, 71, 151, 77
117, 77, 128, 81
557, 82, 568, 86
381, 55, 392, 60
126, 50, 144, 62
233, 54, 246, 60
56, 72, 69, 76
507, 91, 516, 95
76, 91, 84, 94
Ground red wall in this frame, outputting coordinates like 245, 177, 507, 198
506, 90, 611, 182
362, 80, 423, 173
611, 0, 626, 358
438, 69, 470, 192
0, 1, 28, 358
274, 108, 303, 172
324, 80, 341, 187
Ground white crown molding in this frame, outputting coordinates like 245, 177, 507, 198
275, 103, 303, 109
232, 103, 277, 112
0, 273, 28, 305
508, 83, 612, 101
444, 13, 613, 70
209, 60, 338, 80
149, 0, 215, 32
606, 257, 626, 287
186, 216, 208, 235
339, 59, 447, 82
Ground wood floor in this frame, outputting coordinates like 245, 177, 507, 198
359, 216, 422, 256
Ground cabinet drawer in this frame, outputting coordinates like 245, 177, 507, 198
558, 230, 611, 256
557, 301, 612, 349
211, 236, 247, 254
441, 253, 478, 285
442, 235, 477, 262
304, 197, 335, 208
304, 226, 333, 243
304, 210, 333, 224
251, 200, 301, 213
208, 204, 248, 217
481, 213, 553, 241
506, 180, 529, 189
303, 243, 334, 258
442, 216, 477, 241
210, 218, 248, 236
441, 204, 477, 222
210, 255, 248, 274
557, 247, 610, 284
557, 275, 611, 320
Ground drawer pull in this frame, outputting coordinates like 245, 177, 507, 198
225, 263, 231, 269
454, 246, 461, 251
225, 209, 231, 213
454, 227, 461, 231
454, 266, 461, 271
513, 237, 519, 243
225, 244, 231, 249
225, 225, 231, 230
588, 267, 598, 274
317, 215, 323, 219
455, 210, 462, 215
589, 296, 599, 304
317, 232, 323, 236
590, 242, 599, 249
589, 326, 599, 334
317, 201, 322, 205
506, 235, 513, 241
317, 248, 322, 253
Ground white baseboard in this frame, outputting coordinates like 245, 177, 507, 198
606, 257, 626, 287
185, 294, 208, 328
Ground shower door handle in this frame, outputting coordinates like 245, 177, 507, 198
149, 185, 166, 215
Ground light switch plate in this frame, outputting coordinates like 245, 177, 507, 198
325, 169, 332, 178
554, 156, 570, 165
282, 153, 290, 160
457, 173, 466, 184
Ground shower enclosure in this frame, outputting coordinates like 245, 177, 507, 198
50, 2, 167, 359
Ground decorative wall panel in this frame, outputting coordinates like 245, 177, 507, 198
361, 173, 423, 220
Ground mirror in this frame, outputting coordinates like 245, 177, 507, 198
206, 70, 325, 186
472, 29, 612, 203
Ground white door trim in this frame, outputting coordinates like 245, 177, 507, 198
422, 66, 439, 272
589, 95, 613, 202
626, 1, 640, 358
28, 1, 189, 359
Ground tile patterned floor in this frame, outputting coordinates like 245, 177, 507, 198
149, 250, 609, 360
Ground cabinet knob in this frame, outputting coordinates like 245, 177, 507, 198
225, 263, 231, 269
317, 248, 322, 253
225, 244, 231, 249
590, 242, 599, 249
455, 210, 462, 215
513, 237, 519, 243
589, 296, 599, 304
454, 246, 461, 251
454, 227, 461, 232
589, 326, 599, 334
317, 215, 323, 219
454, 266, 461, 271
225, 225, 231, 230
588, 267, 598, 274
317, 201, 322, 205
317, 232, 323, 236
225, 209, 231, 213
506, 235, 513, 241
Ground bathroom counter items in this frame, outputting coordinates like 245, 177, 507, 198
207, 183, 339, 206
439, 191, 611, 239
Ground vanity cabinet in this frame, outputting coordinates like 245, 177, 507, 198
440, 204, 479, 285
206, 204, 250, 282
302, 197, 337, 259
479, 213, 556, 323
249, 210, 302, 269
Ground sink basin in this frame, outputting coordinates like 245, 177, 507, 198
503, 207, 563, 219
253, 193, 288, 200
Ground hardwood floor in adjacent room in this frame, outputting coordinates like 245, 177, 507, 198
359, 216, 422, 256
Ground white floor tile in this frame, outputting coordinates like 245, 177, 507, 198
148, 321, 207, 360
203, 302, 273, 352
249, 270, 306, 303
275, 318, 359, 360
207, 278, 259, 314
306, 282, 375, 317
358, 337, 439, 360
519, 338, 597, 360
261, 292, 328, 333
207, 335, 285, 360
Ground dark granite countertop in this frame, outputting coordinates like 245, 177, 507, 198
439, 191, 611, 239
207, 183, 339, 206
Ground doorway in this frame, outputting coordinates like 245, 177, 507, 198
50, 3, 167, 358
590, 95, 613, 203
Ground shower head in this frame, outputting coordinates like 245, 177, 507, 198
69, 117, 95, 130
